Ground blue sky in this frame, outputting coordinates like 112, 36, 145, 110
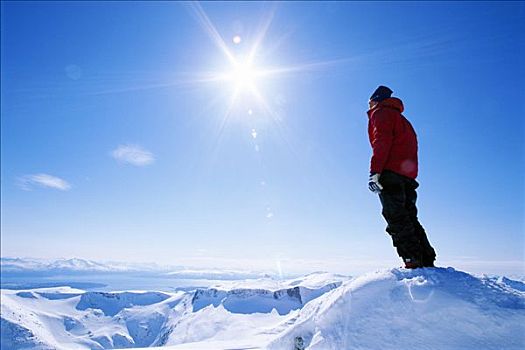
1, 1, 523, 275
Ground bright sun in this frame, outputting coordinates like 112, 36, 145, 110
228, 59, 258, 92
189, 3, 286, 113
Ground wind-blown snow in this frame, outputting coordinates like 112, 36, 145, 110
1, 268, 524, 350
266, 268, 525, 350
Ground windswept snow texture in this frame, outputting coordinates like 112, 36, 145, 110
0, 272, 346, 349
0, 286, 185, 350
266, 268, 525, 350
76, 292, 171, 316
1, 268, 524, 350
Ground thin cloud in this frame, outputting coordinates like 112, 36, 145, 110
111, 144, 155, 166
18, 174, 72, 191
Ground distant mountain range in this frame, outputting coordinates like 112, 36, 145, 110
0, 257, 278, 280
1, 257, 160, 273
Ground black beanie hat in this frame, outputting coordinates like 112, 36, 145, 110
369, 85, 393, 102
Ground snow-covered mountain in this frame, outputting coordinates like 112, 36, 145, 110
266, 268, 525, 350
0, 271, 347, 349
165, 269, 273, 280
1, 268, 524, 350
0, 257, 187, 275
0, 257, 274, 280
0, 257, 149, 273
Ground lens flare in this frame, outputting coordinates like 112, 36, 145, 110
229, 60, 257, 90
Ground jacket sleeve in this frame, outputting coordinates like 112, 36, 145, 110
369, 110, 394, 174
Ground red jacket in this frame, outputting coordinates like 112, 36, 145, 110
367, 97, 418, 179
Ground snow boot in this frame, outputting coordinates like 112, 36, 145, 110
422, 259, 435, 268
404, 258, 423, 269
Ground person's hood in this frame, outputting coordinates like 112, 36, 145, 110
368, 97, 404, 116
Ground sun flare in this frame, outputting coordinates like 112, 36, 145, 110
189, 2, 317, 121
228, 59, 259, 91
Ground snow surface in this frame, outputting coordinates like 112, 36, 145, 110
266, 268, 525, 350
1, 268, 524, 350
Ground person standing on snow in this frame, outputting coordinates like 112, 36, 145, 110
367, 85, 436, 268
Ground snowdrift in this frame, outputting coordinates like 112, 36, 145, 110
266, 268, 525, 350
1, 268, 523, 350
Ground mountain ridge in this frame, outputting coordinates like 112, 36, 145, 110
1, 268, 524, 350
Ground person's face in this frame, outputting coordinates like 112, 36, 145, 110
369, 100, 378, 109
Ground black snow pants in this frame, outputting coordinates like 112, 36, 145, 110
378, 170, 436, 266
